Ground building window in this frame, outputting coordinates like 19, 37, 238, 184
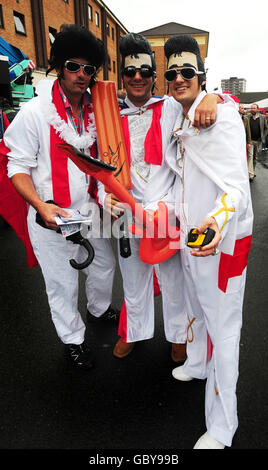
14, 11, 26, 35
113, 61, 115, 73
88, 4, 92, 21
95, 11, 99, 27
112, 27, 114, 40
49, 26, 57, 45
63, 0, 69, 3
106, 22, 110, 36
0, 5, 4, 29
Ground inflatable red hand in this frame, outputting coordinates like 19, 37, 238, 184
138, 201, 180, 264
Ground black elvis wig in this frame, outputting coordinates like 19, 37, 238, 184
46, 24, 106, 87
119, 32, 156, 76
164, 34, 206, 88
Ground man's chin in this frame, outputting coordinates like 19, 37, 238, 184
73, 86, 88, 94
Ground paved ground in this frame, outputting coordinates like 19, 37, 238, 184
0, 154, 267, 460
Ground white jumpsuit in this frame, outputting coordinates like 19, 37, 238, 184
165, 91, 253, 446
98, 95, 188, 344
4, 80, 116, 345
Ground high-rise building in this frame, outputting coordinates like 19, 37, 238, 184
221, 76, 246, 95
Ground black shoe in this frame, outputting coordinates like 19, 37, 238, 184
87, 305, 120, 323
67, 342, 94, 370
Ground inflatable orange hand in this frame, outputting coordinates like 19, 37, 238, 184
91, 81, 132, 190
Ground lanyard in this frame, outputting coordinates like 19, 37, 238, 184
66, 107, 84, 135
58, 85, 84, 135
58, 86, 89, 183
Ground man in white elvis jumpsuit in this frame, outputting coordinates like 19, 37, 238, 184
2, 25, 117, 369
164, 35, 253, 448
98, 33, 222, 361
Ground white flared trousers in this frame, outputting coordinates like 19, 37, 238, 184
181, 248, 246, 447
27, 207, 116, 344
118, 237, 187, 343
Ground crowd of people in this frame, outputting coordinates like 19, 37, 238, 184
239, 102, 268, 181
0, 25, 254, 449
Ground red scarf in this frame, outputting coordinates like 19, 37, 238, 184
50, 80, 97, 207
0, 116, 38, 267
121, 100, 163, 166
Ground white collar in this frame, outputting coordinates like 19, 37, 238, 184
171, 91, 206, 139
121, 95, 166, 116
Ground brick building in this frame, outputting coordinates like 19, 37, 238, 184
139, 22, 209, 97
0, 0, 128, 89
0, 3, 210, 97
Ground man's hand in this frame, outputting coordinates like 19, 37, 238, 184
11, 173, 71, 231
104, 193, 125, 219
37, 202, 71, 231
193, 94, 222, 129
190, 216, 221, 257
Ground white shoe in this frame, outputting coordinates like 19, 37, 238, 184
172, 366, 193, 382
193, 432, 225, 449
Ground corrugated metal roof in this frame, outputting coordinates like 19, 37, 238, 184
237, 91, 268, 104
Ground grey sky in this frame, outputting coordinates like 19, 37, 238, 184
104, 0, 268, 93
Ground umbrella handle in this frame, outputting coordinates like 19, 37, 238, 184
35, 200, 95, 270
66, 231, 95, 270
119, 211, 131, 258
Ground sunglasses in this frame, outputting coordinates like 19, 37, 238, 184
64, 60, 96, 76
164, 67, 203, 82
123, 65, 154, 78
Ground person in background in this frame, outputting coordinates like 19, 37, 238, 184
249, 103, 268, 176
239, 103, 254, 181
264, 111, 268, 150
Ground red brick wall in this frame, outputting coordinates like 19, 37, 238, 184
0, 0, 127, 87
88, 1, 125, 84
0, 0, 36, 63
88, 1, 102, 39
153, 45, 169, 97
42, 0, 75, 63
105, 15, 118, 83
88, 1, 103, 79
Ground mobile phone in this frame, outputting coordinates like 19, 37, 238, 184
187, 227, 215, 248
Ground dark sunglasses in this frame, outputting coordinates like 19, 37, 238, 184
164, 67, 203, 82
123, 65, 154, 78
64, 60, 96, 76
